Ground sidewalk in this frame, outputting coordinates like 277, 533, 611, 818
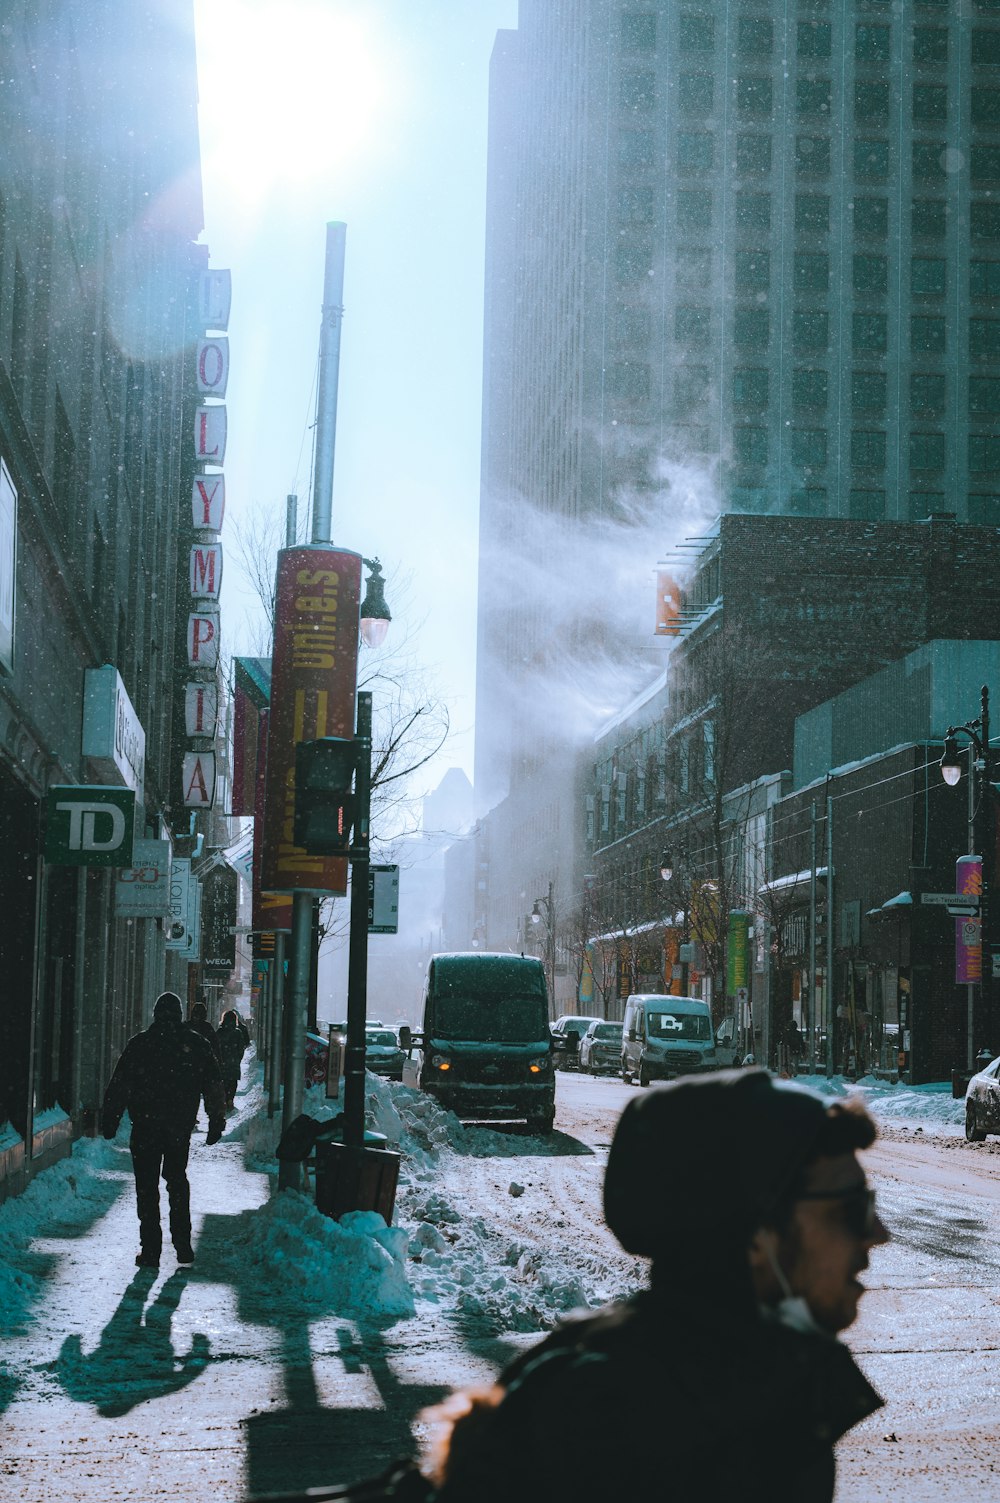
0, 1070, 513, 1503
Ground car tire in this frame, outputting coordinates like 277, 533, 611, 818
527, 1113, 555, 1136
966, 1102, 987, 1142
639, 1060, 651, 1088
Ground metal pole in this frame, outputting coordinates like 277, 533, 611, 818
286, 493, 298, 548
278, 894, 312, 1188
826, 794, 835, 1077
808, 800, 817, 1071
343, 691, 372, 1149
968, 740, 976, 1074
546, 880, 555, 1010
980, 685, 994, 1054
269, 935, 285, 1118
311, 221, 347, 546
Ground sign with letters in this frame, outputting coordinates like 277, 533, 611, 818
44, 785, 135, 867
114, 839, 172, 918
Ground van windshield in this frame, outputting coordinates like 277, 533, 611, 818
433, 994, 549, 1043
647, 1011, 711, 1041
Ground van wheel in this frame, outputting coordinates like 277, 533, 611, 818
621, 1058, 632, 1084
527, 1113, 555, 1136
639, 1061, 651, 1088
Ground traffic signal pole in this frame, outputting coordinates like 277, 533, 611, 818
343, 691, 372, 1148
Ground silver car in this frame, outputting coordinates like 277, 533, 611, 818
579, 1020, 624, 1074
965, 1054, 1000, 1140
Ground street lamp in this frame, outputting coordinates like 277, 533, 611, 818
359, 557, 391, 648
531, 881, 555, 1010
660, 848, 689, 995
659, 849, 674, 882
940, 684, 996, 1072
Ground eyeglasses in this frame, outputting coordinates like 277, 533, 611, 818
796, 1185, 879, 1239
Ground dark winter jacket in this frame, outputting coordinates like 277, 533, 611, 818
435, 1284, 882, 1503
102, 1019, 225, 1139
217, 1014, 248, 1079
188, 1017, 221, 1063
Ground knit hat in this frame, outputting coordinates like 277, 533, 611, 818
153, 991, 184, 1022
603, 1068, 830, 1259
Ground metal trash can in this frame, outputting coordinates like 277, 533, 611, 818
314, 1139, 401, 1224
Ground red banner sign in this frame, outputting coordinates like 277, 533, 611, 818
260, 546, 361, 894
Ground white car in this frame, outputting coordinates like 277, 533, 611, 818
964, 1054, 1000, 1141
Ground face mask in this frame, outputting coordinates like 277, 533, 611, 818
761, 1238, 830, 1339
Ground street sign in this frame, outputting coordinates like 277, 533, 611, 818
368, 864, 399, 934
921, 893, 981, 914
44, 785, 135, 867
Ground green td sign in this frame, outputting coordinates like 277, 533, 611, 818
44, 785, 135, 867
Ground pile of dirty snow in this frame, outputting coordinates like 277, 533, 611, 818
797, 1072, 964, 1132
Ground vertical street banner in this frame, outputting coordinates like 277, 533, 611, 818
260, 546, 362, 895
956, 855, 982, 983
727, 910, 750, 994
202, 862, 239, 973
253, 707, 293, 939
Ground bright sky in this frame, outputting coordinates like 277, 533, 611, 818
192, 0, 518, 787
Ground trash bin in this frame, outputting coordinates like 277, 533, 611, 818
314, 1139, 401, 1225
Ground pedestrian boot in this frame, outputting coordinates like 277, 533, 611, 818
135, 1250, 160, 1269
174, 1242, 195, 1265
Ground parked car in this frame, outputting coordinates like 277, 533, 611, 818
579, 1020, 624, 1074
551, 1014, 601, 1070
965, 1054, 1000, 1140
364, 1027, 407, 1081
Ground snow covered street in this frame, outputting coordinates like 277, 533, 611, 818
2, 1059, 999, 1500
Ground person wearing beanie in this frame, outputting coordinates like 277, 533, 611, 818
425, 1069, 889, 1503
188, 997, 221, 1065
101, 991, 227, 1269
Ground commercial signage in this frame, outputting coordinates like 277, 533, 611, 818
956, 855, 983, 984
44, 785, 135, 867
165, 856, 192, 947
655, 571, 681, 636
192, 474, 225, 532
114, 839, 172, 918
260, 546, 362, 895
196, 336, 229, 397
368, 864, 399, 933
0, 458, 16, 675
727, 910, 750, 994
82, 665, 145, 801
185, 683, 218, 738
252, 707, 293, 935
182, 750, 217, 809
189, 544, 223, 601
202, 862, 238, 973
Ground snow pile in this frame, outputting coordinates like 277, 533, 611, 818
212, 1189, 415, 1320
796, 1073, 964, 1130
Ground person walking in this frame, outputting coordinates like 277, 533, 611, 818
102, 991, 226, 1269
188, 998, 221, 1065
424, 1069, 889, 1503
217, 1008, 249, 1112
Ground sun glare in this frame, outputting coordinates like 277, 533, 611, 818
195, 0, 401, 205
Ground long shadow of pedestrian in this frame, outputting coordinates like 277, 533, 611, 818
54, 1269, 210, 1417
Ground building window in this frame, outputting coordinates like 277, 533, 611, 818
796, 135, 830, 175
911, 431, 946, 469
734, 307, 770, 349
611, 361, 651, 401
911, 372, 945, 411
855, 80, 890, 121
793, 369, 829, 408
855, 139, 890, 179
735, 426, 768, 465
969, 495, 1000, 525
912, 141, 946, 179
789, 487, 827, 516
619, 184, 655, 223
969, 435, 1000, 473
738, 77, 773, 116
971, 261, 1000, 298
971, 318, 1000, 360
735, 250, 770, 291
792, 428, 828, 467
678, 189, 712, 230
797, 78, 831, 117
796, 194, 830, 234
616, 238, 654, 282
677, 132, 714, 172
675, 305, 711, 347
853, 313, 888, 352
616, 304, 651, 345
909, 491, 946, 520
972, 87, 1000, 127
972, 28, 1000, 65
619, 130, 655, 168
680, 14, 714, 51
970, 376, 1000, 415
911, 257, 946, 295
849, 488, 886, 520
911, 315, 945, 353
737, 134, 772, 174
972, 202, 1000, 240
676, 247, 711, 288
674, 364, 709, 410
912, 199, 946, 237
736, 192, 771, 231
739, 17, 772, 55
856, 23, 891, 61
679, 72, 714, 115
621, 70, 656, 112
855, 196, 889, 236
972, 144, 1000, 183
793, 311, 830, 352
914, 26, 948, 64
851, 429, 886, 468
621, 12, 657, 52
733, 367, 769, 406
798, 20, 831, 57
914, 87, 948, 123
794, 252, 829, 292
854, 254, 888, 294
853, 371, 887, 411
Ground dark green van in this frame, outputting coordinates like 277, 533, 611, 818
416, 952, 556, 1134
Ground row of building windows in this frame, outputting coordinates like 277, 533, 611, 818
661, 308, 1000, 355
730, 427, 1000, 471
665, 132, 1000, 182
729, 488, 1000, 526
622, 12, 1000, 66
625, 73, 1000, 125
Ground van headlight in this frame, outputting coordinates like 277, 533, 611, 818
431, 1055, 452, 1071
528, 1057, 549, 1073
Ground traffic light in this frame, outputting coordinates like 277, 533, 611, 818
294, 738, 357, 855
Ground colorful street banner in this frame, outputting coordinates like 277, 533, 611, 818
956, 855, 983, 984
727, 909, 750, 994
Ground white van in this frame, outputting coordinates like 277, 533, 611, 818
620, 995, 739, 1086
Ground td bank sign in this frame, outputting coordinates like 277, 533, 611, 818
44, 786, 135, 867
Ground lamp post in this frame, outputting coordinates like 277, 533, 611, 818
660, 849, 690, 995
531, 881, 555, 1010
940, 684, 996, 1072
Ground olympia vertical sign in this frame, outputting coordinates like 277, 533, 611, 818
260, 546, 362, 895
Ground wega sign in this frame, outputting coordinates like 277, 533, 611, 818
260, 546, 362, 895
183, 267, 231, 811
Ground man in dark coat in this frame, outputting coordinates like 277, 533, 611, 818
217, 1008, 249, 1111
102, 991, 226, 1269
188, 998, 221, 1064
427, 1070, 889, 1503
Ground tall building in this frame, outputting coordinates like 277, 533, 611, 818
473, 0, 1000, 984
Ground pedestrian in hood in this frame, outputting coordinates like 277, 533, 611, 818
188, 998, 221, 1064
424, 1069, 889, 1503
217, 1008, 249, 1111
101, 991, 226, 1269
